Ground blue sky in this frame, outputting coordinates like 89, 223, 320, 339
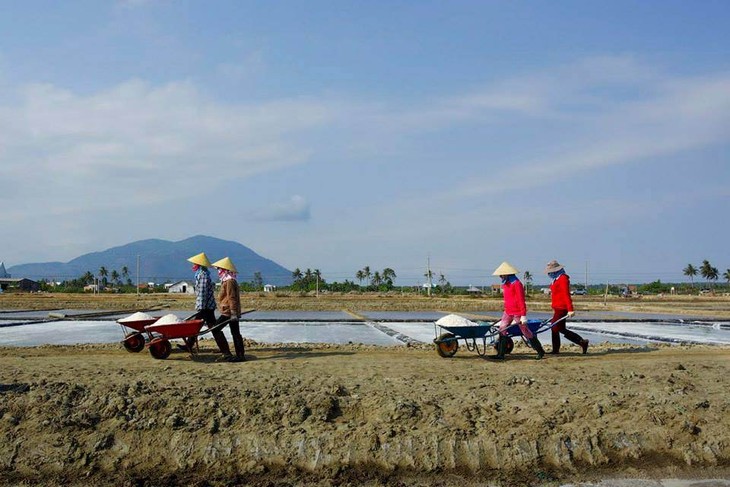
1, 0, 728, 286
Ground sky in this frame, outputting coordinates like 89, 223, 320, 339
1, 0, 729, 286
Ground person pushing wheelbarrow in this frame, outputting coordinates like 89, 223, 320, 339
212, 256, 245, 362
181, 252, 230, 359
489, 261, 545, 360
544, 260, 588, 355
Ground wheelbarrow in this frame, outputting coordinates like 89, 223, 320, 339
433, 316, 563, 358
143, 315, 237, 360
144, 318, 206, 359
116, 313, 159, 353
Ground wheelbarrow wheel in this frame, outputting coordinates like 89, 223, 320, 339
435, 333, 458, 358
492, 336, 515, 355
149, 338, 172, 360
123, 332, 145, 353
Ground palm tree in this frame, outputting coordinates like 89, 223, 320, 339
523, 271, 533, 293
371, 271, 382, 287
438, 273, 447, 294
99, 266, 108, 286
292, 268, 303, 282
683, 264, 697, 288
723, 269, 730, 286
355, 270, 365, 287
363, 266, 371, 286
382, 268, 397, 287
700, 260, 714, 288
708, 266, 719, 288
121, 266, 129, 282
111, 270, 120, 286
82, 271, 94, 284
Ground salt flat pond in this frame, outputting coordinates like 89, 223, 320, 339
1, 308, 729, 347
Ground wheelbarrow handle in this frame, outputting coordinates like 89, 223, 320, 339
195, 316, 237, 337
543, 314, 569, 327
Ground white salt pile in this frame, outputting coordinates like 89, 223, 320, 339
435, 314, 478, 327
118, 311, 155, 323
153, 314, 182, 325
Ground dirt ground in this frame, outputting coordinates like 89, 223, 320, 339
1, 293, 729, 486
1, 340, 729, 486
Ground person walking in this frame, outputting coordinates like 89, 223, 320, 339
212, 257, 245, 362
489, 261, 545, 360
544, 260, 588, 354
181, 252, 228, 359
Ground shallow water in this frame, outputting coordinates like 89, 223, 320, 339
0, 316, 729, 348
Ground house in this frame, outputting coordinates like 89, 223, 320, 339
263, 284, 276, 293
0, 278, 40, 292
167, 280, 194, 294
0, 262, 9, 278
84, 284, 99, 293
491, 284, 502, 294
466, 285, 482, 294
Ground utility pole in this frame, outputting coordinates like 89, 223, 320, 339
316, 274, 319, 297
136, 255, 140, 296
585, 261, 589, 291
427, 254, 433, 297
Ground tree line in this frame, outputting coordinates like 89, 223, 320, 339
683, 260, 730, 288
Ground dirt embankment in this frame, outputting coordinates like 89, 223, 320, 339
2, 292, 730, 318
1, 342, 729, 486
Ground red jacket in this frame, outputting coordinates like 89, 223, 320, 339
550, 274, 574, 312
502, 279, 527, 316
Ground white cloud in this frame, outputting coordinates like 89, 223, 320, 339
436, 69, 730, 199
0, 79, 336, 217
249, 195, 311, 222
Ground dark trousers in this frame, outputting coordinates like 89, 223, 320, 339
217, 314, 244, 358
186, 309, 230, 355
550, 309, 584, 353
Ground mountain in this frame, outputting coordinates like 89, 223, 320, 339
8, 235, 293, 286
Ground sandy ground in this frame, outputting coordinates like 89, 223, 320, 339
1, 293, 729, 485
1, 339, 729, 486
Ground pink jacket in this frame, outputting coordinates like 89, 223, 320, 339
502, 279, 527, 316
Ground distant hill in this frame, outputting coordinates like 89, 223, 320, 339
8, 235, 293, 286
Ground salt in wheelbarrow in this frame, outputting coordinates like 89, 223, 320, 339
144, 315, 237, 360
116, 312, 201, 354
116, 312, 159, 353
433, 315, 563, 358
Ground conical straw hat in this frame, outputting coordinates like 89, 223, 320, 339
212, 256, 237, 273
492, 261, 519, 276
187, 252, 212, 267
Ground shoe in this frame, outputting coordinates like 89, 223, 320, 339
580, 339, 589, 355
529, 337, 545, 360
488, 335, 506, 360
227, 355, 245, 362
216, 354, 233, 363
549, 350, 560, 355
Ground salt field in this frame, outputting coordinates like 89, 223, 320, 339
0, 311, 729, 348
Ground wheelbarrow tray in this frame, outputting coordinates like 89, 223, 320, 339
437, 324, 494, 339
145, 319, 205, 339
438, 319, 548, 339
116, 318, 158, 333
502, 319, 547, 337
